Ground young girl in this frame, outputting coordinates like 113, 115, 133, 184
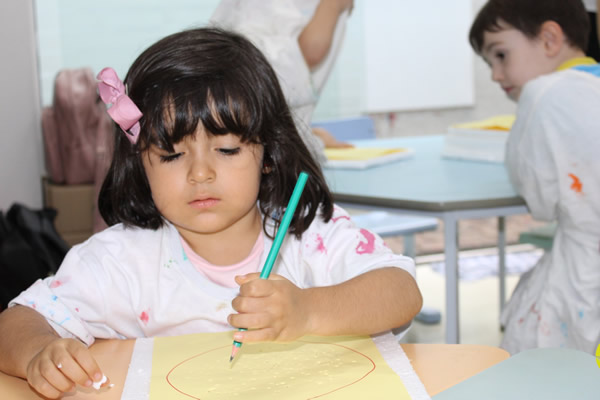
0, 28, 421, 398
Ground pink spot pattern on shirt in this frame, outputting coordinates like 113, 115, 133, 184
315, 234, 327, 254
49, 277, 69, 288
356, 229, 376, 255
140, 310, 150, 325
332, 215, 351, 223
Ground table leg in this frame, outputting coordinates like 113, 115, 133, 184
444, 215, 459, 344
498, 216, 506, 315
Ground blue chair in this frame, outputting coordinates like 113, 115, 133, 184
314, 116, 441, 327
518, 222, 555, 251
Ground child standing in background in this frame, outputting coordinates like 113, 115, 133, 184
210, 0, 355, 164
470, 0, 600, 354
0, 27, 421, 399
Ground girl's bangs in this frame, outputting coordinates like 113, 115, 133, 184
142, 79, 262, 151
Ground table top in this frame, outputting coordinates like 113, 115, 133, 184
0, 341, 509, 399
323, 135, 524, 212
433, 347, 600, 399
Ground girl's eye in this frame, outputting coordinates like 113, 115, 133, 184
159, 153, 182, 163
494, 51, 505, 61
218, 147, 241, 156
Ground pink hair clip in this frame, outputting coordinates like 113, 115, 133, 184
97, 67, 142, 144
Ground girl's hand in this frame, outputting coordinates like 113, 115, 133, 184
26, 338, 107, 399
229, 273, 312, 343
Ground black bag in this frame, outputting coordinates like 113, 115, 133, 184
0, 204, 70, 310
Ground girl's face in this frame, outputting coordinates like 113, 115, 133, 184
142, 125, 264, 253
481, 22, 555, 101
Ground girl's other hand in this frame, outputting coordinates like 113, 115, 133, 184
230, 273, 312, 343
26, 338, 107, 399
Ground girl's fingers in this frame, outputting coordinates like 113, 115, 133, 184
68, 345, 103, 387
55, 356, 95, 388
231, 293, 270, 313
229, 310, 271, 331
238, 278, 273, 297
234, 326, 277, 343
234, 273, 260, 285
32, 359, 75, 397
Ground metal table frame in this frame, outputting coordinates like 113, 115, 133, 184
324, 135, 528, 344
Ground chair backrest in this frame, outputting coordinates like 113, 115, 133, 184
312, 116, 376, 141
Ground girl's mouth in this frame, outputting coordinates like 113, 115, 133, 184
189, 198, 219, 209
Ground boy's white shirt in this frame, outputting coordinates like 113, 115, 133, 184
10, 205, 415, 346
501, 68, 600, 354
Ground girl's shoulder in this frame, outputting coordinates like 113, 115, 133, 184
298, 204, 361, 243
70, 223, 172, 260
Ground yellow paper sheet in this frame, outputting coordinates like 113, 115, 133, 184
452, 114, 515, 131
324, 147, 408, 161
150, 331, 411, 399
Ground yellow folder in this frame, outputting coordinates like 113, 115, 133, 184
324, 147, 414, 169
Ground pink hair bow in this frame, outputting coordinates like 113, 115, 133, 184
97, 67, 142, 144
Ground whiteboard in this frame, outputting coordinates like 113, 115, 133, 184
364, 0, 474, 113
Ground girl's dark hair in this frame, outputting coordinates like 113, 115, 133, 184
469, 0, 589, 54
99, 27, 333, 238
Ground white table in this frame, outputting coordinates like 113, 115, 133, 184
323, 135, 528, 344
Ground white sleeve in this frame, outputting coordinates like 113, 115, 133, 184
9, 246, 119, 346
505, 77, 561, 221
291, 206, 416, 288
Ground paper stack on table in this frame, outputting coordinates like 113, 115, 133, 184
442, 115, 515, 163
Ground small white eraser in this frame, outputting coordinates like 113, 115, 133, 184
92, 374, 108, 390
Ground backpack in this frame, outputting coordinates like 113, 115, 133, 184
41, 68, 113, 232
0, 204, 70, 311
42, 68, 113, 185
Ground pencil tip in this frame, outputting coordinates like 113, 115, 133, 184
229, 355, 234, 362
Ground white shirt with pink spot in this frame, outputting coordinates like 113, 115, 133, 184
10, 206, 415, 346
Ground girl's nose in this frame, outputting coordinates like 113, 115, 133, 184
188, 157, 215, 184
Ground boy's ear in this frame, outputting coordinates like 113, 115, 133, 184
539, 21, 565, 57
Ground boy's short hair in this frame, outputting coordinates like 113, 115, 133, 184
469, 0, 590, 54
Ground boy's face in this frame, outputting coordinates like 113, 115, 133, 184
481, 23, 556, 101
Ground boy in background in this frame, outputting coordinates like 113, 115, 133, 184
469, 0, 600, 354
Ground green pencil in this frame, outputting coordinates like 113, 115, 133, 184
229, 171, 310, 362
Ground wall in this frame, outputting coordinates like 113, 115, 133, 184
0, 0, 43, 211
368, 0, 516, 137
36, 1, 511, 126
35, 0, 221, 106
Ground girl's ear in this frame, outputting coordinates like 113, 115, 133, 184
539, 20, 565, 58
262, 160, 272, 174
